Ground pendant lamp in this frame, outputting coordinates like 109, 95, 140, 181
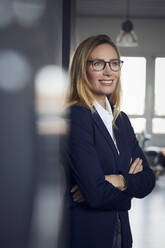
116, 0, 138, 47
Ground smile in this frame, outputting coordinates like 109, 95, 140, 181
99, 80, 113, 85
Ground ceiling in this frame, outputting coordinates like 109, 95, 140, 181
76, 0, 165, 19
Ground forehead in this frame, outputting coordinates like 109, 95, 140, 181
89, 43, 118, 60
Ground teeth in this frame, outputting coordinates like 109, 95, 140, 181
100, 80, 113, 84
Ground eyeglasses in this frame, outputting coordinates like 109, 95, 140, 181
87, 59, 124, 72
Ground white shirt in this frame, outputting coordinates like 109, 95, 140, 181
93, 97, 126, 191
93, 97, 119, 153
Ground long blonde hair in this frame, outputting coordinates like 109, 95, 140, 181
67, 34, 122, 122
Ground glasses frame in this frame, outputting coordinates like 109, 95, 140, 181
87, 59, 124, 72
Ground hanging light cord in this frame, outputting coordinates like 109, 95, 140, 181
126, 0, 130, 20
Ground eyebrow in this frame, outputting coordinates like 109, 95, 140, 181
88, 58, 119, 61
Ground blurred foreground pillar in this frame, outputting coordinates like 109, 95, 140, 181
0, 80, 36, 248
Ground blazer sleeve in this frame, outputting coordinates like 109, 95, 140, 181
67, 105, 131, 210
121, 112, 156, 199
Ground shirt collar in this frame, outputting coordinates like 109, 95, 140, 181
93, 97, 113, 116
105, 97, 113, 115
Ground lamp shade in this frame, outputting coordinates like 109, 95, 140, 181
116, 19, 138, 47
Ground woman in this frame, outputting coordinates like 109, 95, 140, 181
64, 34, 155, 248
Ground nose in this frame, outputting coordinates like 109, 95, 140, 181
103, 63, 112, 76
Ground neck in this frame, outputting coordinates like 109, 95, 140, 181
94, 95, 106, 109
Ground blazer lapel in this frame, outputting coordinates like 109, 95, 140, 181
113, 115, 124, 157
92, 111, 119, 160
110, 103, 124, 156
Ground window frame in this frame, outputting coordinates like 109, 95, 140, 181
120, 56, 165, 146
120, 56, 147, 133
152, 57, 165, 135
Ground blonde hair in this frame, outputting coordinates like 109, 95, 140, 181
67, 34, 122, 123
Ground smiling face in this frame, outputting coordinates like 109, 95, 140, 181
86, 43, 120, 107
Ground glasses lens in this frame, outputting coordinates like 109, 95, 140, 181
111, 60, 121, 71
93, 60, 104, 70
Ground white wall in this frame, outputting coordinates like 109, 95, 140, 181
75, 17, 165, 56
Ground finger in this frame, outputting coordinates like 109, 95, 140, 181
73, 193, 85, 202
129, 158, 142, 174
129, 158, 139, 173
131, 160, 143, 174
74, 195, 85, 202
71, 184, 79, 193
78, 198, 86, 202
139, 164, 143, 172
132, 161, 142, 174
129, 158, 140, 174
134, 163, 143, 174
73, 191, 82, 198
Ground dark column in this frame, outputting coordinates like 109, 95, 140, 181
62, 0, 76, 70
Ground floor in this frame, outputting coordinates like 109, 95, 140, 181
129, 174, 165, 248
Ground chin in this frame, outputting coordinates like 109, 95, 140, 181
103, 89, 115, 95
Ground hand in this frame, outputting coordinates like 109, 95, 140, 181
71, 184, 86, 203
129, 158, 143, 174
105, 174, 126, 190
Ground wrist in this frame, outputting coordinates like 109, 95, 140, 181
118, 174, 127, 190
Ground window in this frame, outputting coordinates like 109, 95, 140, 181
152, 118, 165, 134
152, 58, 165, 134
154, 58, 165, 115
130, 118, 146, 134
120, 57, 146, 132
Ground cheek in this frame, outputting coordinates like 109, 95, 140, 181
89, 75, 97, 84
113, 71, 119, 80
87, 71, 100, 85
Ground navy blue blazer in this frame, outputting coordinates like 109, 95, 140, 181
64, 104, 155, 248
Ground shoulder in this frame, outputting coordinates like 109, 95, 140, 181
115, 111, 130, 124
115, 111, 134, 133
67, 104, 93, 130
117, 111, 136, 137
69, 104, 91, 115
69, 105, 91, 119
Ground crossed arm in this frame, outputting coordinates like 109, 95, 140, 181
68, 107, 155, 208
71, 158, 143, 203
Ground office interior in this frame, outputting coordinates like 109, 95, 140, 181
0, 0, 165, 247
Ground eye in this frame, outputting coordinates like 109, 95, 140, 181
111, 60, 120, 66
93, 60, 105, 69
93, 60, 102, 67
